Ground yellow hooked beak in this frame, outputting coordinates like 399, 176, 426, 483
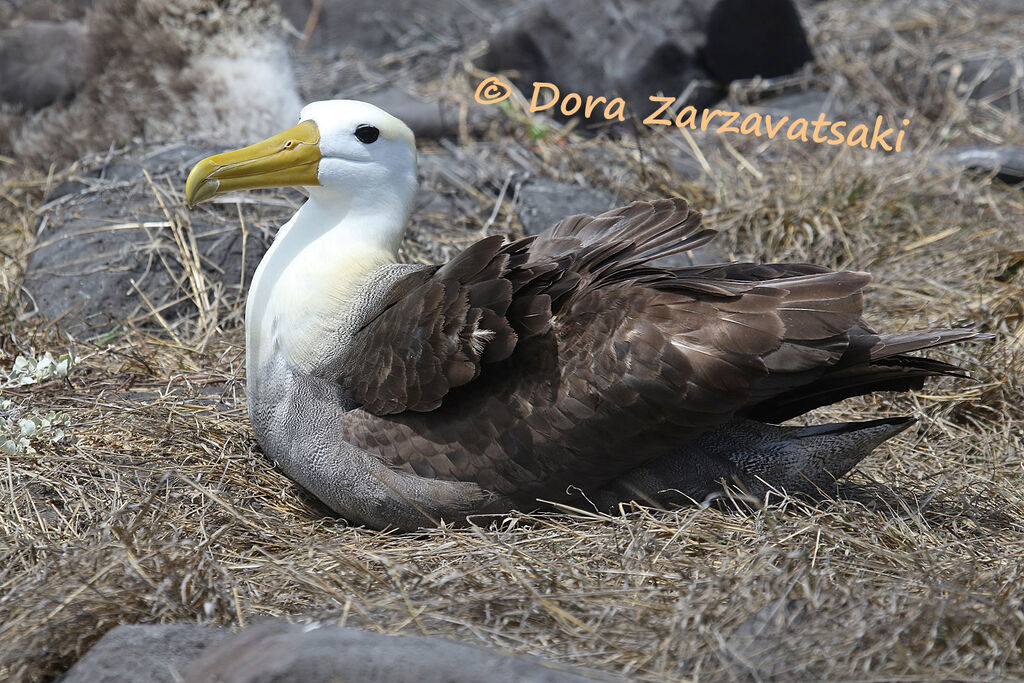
184, 119, 322, 207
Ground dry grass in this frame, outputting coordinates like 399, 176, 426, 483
2, 0, 1024, 680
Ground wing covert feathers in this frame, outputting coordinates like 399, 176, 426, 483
338, 235, 519, 414
341, 197, 714, 414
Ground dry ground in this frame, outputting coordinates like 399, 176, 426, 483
2, 0, 1023, 680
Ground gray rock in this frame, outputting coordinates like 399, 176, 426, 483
934, 145, 1024, 184
0, 20, 87, 110
61, 621, 604, 683
655, 243, 726, 269
721, 596, 878, 680
925, 53, 1023, 114
723, 598, 812, 680
747, 89, 849, 123
0, 0, 94, 23
516, 178, 618, 237
959, 54, 1023, 112
413, 145, 514, 247
274, 0, 503, 56
182, 622, 602, 683
23, 142, 295, 336
362, 87, 498, 140
60, 624, 229, 683
973, 0, 1024, 14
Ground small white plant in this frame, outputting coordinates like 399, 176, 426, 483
0, 399, 70, 456
9, 351, 76, 386
0, 350, 76, 455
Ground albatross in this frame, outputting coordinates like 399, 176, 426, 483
185, 100, 984, 530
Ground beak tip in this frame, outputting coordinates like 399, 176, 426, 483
184, 176, 219, 208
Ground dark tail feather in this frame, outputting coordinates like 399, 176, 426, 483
745, 329, 988, 423
868, 328, 987, 360
748, 363, 945, 423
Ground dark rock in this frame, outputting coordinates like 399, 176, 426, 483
23, 142, 296, 336
701, 0, 813, 83
480, 0, 813, 121
746, 89, 848, 123
278, 1, 513, 130
60, 624, 229, 683
182, 622, 600, 683
481, 0, 716, 118
934, 145, 1024, 184
0, 20, 87, 110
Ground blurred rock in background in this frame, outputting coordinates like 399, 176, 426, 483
480, 0, 813, 119
60, 621, 600, 682
0, 20, 88, 111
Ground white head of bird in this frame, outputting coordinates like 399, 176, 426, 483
185, 100, 418, 374
186, 99, 417, 255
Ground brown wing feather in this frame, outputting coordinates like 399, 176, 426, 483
331, 197, 979, 503
336, 268, 869, 504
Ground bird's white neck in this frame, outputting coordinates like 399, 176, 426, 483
245, 189, 412, 383
294, 186, 410, 254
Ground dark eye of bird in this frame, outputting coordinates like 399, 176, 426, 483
355, 125, 379, 143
